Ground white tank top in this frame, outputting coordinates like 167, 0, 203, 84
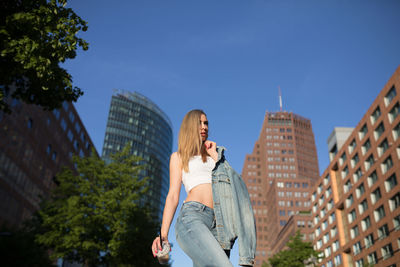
182, 156, 216, 194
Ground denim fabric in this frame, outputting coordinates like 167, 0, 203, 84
175, 201, 233, 267
211, 147, 256, 266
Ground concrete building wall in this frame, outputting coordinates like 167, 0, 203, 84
0, 99, 96, 227
242, 111, 320, 266
311, 66, 400, 267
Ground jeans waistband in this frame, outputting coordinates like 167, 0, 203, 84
182, 201, 214, 214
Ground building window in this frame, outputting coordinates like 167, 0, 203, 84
346, 194, 354, 208
348, 209, 356, 223
334, 254, 342, 266
330, 226, 337, 238
371, 106, 381, 125
342, 166, 349, 179
317, 183, 322, 194
60, 118, 67, 131
359, 124, 368, 140
362, 138, 371, 155
344, 180, 352, 193
69, 111, 75, 123
389, 192, 400, 212
381, 243, 394, 260
316, 239, 322, 250
378, 224, 389, 240
324, 175, 331, 185
371, 187, 382, 204
381, 155, 393, 174
351, 153, 360, 168
348, 139, 357, 154
356, 183, 365, 198
374, 205, 385, 222
350, 225, 359, 239
75, 122, 81, 134
46, 144, 52, 155
353, 241, 362, 255
67, 129, 73, 141
361, 216, 371, 231
393, 214, 400, 231
327, 199, 334, 210
385, 173, 397, 192
364, 154, 375, 171
279, 210, 285, 216
73, 140, 79, 151
280, 220, 286, 226
324, 246, 331, 258
355, 259, 364, 267
385, 86, 397, 106
319, 195, 325, 206
53, 109, 60, 119
393, 122, 400, 140
339, 152, 347, 166
367, 171, 378, 187
367, 251, 378, 265
332, 240, 340, 252
322, 220, 328, 231
364, 233, 374, 248
326, 186, 332, 198
358, 199, 368, 215
378, 138, 389, 157
323, 233, 329, 244
62, 101, 69, 111
320, 208, 326, 218
52, 151, 57, 161
27, 118, 33, 129
353, 168, 362, 183
388, 102, 400, 123
374, 122, 385, 141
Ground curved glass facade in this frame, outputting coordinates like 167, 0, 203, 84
102, 90, 172, 220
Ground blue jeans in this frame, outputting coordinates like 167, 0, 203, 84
175, 201, 233, 267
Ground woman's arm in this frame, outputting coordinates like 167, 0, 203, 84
152, 152, 182, 256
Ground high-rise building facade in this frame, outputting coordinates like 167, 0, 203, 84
242, 111, 320, 265
0, 98, 96, 226
102, 90, 172, 219
311, 67, 400, 267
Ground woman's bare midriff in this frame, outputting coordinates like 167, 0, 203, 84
184, 183, 213, 209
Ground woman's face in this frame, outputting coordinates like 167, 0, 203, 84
199, 114, 208, 142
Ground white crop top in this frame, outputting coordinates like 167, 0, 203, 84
182, 156, 216, 194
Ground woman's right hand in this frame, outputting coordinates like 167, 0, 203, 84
151, 236, 169, 257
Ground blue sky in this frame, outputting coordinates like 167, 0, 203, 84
64, 0, 400, 266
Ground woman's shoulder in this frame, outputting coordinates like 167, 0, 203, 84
170, 152, 182, 162
169, 152, 182, 169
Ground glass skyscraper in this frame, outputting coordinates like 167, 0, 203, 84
102, 90, 172, 219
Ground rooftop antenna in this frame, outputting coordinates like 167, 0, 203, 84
278, 86, 283, 112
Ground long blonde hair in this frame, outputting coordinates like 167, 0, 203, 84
178, 109, 208, 172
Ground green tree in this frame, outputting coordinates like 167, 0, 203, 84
269, 231, 321, 267
36, 146, 169, 267
0, 0, 88, 113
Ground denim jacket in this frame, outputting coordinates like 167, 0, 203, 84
211, 146, 256, 266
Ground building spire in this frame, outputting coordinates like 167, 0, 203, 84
278, 86, 283, 111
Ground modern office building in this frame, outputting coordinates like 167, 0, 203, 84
242, 110, 320, 266
270, 211, 314, 257
102, 90, 173, 219
0, 98, 96, 227
311, 66, 400, 267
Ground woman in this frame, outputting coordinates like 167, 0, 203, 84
151, 109, 256, 267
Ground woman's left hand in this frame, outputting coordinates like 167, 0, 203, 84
204, 140, 218, 161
